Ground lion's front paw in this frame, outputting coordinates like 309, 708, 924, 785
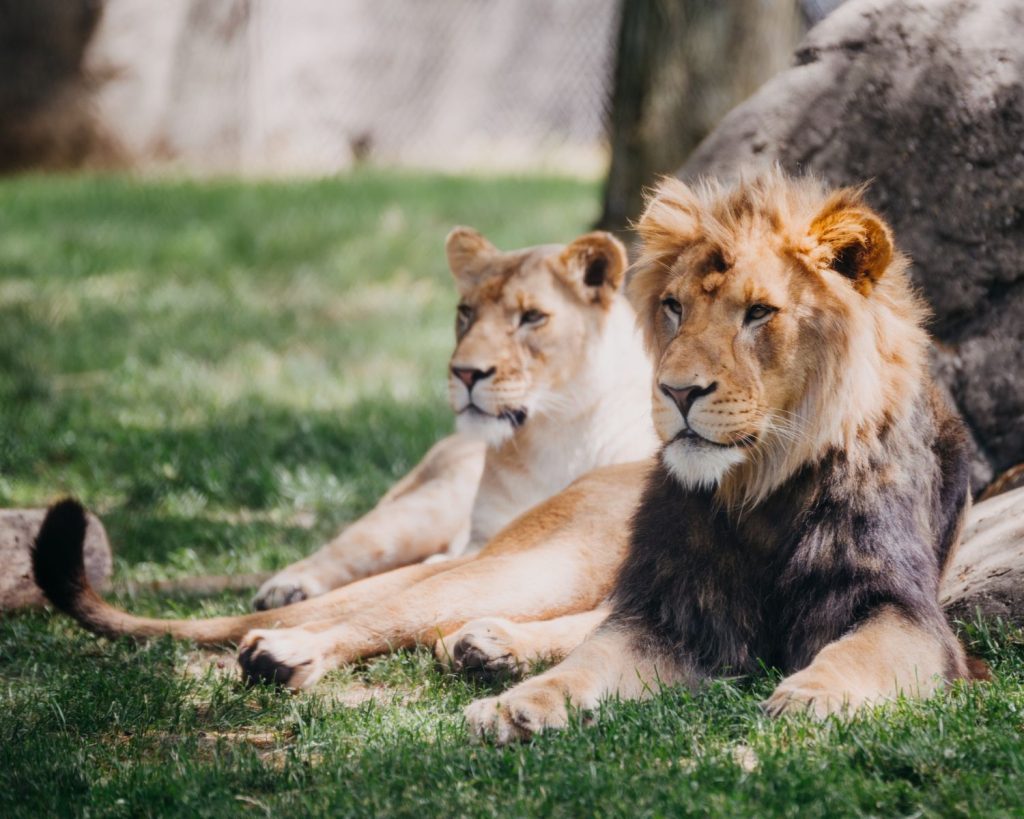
435, 618, 527, 682
463, 683, 571, 744
252, 571, 329, 611
237, 628, 327, 690
761, 667, 861, 719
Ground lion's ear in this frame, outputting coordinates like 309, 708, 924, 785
809, 193, 893, 295
557, 231, 628, 309
446, 226, 497, 286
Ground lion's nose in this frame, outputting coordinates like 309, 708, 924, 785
659, 381, 718, 420
451, 366, 496, 390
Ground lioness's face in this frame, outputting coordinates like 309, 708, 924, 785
631, 175, 898, 491
444, 227, 627, 447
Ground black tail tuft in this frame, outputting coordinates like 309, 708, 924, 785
32, 498, 90, 616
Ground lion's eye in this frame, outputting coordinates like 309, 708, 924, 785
457, 304, 474, 325
744, 303, 776, 324
661, 297, 682, 317
519, 309, 547, 327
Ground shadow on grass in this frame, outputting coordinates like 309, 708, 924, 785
1, 393, 449, 570
0, 295, 451, 574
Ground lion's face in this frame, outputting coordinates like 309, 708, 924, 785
630, 172, 925, 497
445, 227, 628, 447
644, 237, 816, 488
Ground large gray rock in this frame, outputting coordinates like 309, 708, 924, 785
0, 509, 111, 609
680, 0, 1024, 492
943, 486, 1024, 625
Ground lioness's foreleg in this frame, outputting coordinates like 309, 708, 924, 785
254, 435, 485, 609
434, 606, 610, 681
238, 547, 608, 689
270, 556, 473, 623
763, 605, 966, 718
463, 619, 687, 744
238, 463, 643, 688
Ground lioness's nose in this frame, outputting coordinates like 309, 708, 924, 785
660, 381, 718, 419
451, 366, 495, 389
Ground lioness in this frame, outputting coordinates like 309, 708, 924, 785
33, 228, 656, 674
466, 171, 980, 742
252, 226, 656, 609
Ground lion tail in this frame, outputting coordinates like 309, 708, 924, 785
32, 498, 288, 645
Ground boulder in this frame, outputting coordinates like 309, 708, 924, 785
679, 0, 1024, 493
943, 486, 1024, 625
0, 508, 111, 609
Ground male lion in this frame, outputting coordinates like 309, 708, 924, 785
32, 228, 657, 679
465, 171, 980, 742
252, 226, 656, 609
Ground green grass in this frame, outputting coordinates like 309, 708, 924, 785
1, 172, 1023, 817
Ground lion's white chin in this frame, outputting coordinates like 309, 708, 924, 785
661, 440, 747, 490
455, 411, 518, 448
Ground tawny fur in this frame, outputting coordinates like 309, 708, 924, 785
628, 171, 929, 505
466, 170, 978, 743
34, 462, 647, 671
32, 229, 656, 672
252, 227, 656, 609
35, 173, 975, 734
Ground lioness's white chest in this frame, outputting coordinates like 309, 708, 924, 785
459, 297, 658, 552
466, 397, 657, 549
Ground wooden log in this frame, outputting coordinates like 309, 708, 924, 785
0, 508, 111, 609
942, 486, 1024, 625
978, 463, 1024, 503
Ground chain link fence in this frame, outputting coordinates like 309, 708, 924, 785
87, 0, 619, 176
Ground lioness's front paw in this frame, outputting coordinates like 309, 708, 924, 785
252, 571, 328, 611
463, 684, 571, 745
435, 618, 527, 681
237, 628, 327, 690
761, 668, 860, 719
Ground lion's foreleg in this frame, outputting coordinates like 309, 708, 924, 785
464, 619, 689, 744
763, 604, 965, 718
434, 606, 611, 680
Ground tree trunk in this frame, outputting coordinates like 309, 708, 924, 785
598, 0, 803, 233
0, 0, 115, 172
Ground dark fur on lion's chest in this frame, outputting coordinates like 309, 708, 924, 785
611, 393, 970, 678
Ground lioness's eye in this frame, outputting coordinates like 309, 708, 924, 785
457, 304, 474, 324
744, 303, 776, 324
520, 309, 547, 326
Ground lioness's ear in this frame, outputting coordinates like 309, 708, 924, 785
446, 226, 497, 286
809, 192, 893, 295
557, 231, 628, 309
